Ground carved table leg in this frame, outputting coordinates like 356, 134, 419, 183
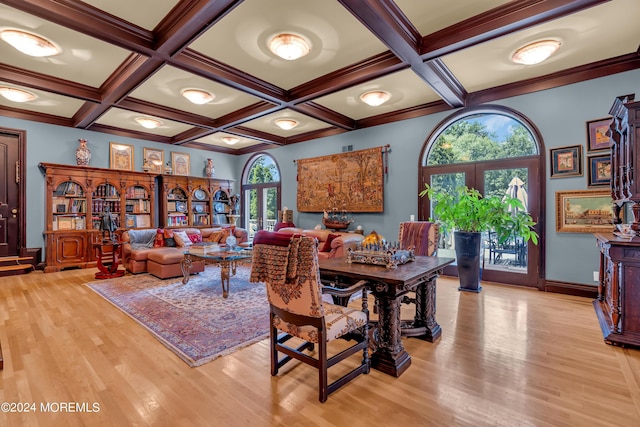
405, 277, 441, 342
181, 255, 193, 285
220, 261, 231, 298
371, 288, 411, 377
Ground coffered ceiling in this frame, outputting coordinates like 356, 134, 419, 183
0, 0, 638, 155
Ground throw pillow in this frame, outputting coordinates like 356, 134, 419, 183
164, 238, 176, 247
163, 229, 174, 239
154, 228, 165, 248
321, 234, 340, 252
173, 230, 192, 247
203, 230, 226, 243
188, 233, 202, 244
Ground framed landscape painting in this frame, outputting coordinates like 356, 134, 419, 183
550, 145, 582, 178
586, 118, 612, 152
555, 189, 612, 233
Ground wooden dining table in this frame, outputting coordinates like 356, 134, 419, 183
319, 255, 454, 377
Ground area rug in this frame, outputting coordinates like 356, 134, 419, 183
86, 266, 269, 367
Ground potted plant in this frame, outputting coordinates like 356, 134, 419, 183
419, 184, 538, 292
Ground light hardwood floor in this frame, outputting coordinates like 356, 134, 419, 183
1, 268, 639, 426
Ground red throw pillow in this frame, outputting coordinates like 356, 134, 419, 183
154, 228, 165, 247
321, 234, 340, 252
188, 233, 202, 244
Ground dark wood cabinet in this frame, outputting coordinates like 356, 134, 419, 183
594, 233, 640, 347
40, 163, 155, 272
593, 94, 640, 348
609, 94, 639, 225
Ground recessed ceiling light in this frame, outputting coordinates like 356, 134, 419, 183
181, 89, 214, 105
268, 33, 311, 61
0, 29, 60, 57
135, 117, 163, 129
222, 136, 239, 145
0, 86, 37, 102
512, 39, 561, 65
275, 119, 299, 130
360, 90, 391, 107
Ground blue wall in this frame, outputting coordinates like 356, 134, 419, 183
2, 69, 639, 285
239, 69, 640, 286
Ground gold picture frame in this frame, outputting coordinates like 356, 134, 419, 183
555, 189, 612, 233
109, 142, 134, 171
171, 152, 190, 176
143, 147, 164, 174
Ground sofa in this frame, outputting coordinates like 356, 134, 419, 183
275, 227, 364, 259
121, 226, 248, 279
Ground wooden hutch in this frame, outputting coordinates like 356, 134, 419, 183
594, 94, 640, 348
39, 163, 155, 273
157, 175, 233, 228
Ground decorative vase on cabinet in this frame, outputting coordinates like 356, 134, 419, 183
75, 139, 91, 166
205, 158, 215, 178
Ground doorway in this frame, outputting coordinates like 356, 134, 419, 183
241, 154, 281, 239
0, 128, 26, 257
418, 106, 544, 288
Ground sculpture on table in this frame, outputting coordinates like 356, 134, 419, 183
230, 193, 240, 215
100, 205, 118, 242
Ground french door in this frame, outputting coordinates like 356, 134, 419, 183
420, 157, 540, 287
243, 183, 279, 239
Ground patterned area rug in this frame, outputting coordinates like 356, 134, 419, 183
86, 266, 269, 367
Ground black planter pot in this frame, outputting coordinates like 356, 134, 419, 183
454, 231, 482, 293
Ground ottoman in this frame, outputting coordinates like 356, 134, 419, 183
146, 248, 205, 279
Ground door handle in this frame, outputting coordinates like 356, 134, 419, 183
11, 208, 17, 214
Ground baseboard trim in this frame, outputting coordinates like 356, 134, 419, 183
543, 280, 598, 298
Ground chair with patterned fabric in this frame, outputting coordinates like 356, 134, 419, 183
250, 230, 370, 403
397, 221, 439, 336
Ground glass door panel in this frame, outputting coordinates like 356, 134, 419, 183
482, 168, 528, 274
429, 172, 466, 260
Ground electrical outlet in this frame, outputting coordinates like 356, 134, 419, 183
593, 271, 599, 281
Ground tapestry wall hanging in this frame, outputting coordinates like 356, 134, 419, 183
297, 146, 384, 212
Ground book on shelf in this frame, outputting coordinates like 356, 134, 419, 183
136, 215, 151, 228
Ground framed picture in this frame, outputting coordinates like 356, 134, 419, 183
143, 148, 164, 174
587, 154, 612, 187
555, 189, 612, 233
109, 142, 134, 171
550, 145, 582, 178
586, 118, 612, 152
171, 152, 190, 176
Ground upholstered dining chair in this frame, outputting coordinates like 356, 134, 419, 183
397, 221, 439, 335
250, 230, 370, 403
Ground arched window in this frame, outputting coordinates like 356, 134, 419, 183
241, 153, 281, 238
419, 106, 543, 288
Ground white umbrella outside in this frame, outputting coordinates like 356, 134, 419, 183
503, 176, 528, 212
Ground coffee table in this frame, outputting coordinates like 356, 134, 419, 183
181, 245, 252, 298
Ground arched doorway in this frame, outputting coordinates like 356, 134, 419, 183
241, 153, 281, 239
419, 105, 544, 288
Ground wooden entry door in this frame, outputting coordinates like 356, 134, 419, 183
0, 129, 25, 257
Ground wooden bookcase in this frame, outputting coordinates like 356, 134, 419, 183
39, 163, 155, 272
157, 175, 234, 228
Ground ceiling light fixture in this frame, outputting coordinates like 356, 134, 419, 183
0, 29, 60, 57
135, 117, 163, 129
360, 90, 391, 107
512, 39, 561, 65
268, 33, 311, 61
181, 89, 214, 105
0, 86, 37, 102
275, 118, 298, 130
222, 136, 239, 145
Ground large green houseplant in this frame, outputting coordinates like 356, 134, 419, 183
419, 184, 538, 292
